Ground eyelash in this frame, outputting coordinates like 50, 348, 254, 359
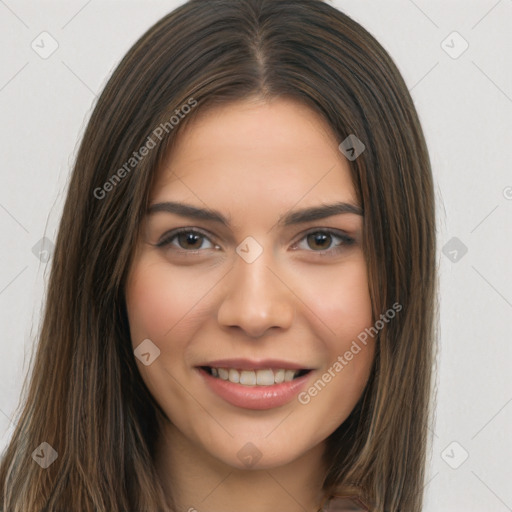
155, 227, 355, 257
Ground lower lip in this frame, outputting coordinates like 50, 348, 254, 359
197, 368, 312, 410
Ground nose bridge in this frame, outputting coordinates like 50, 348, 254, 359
216, 244, 294, 336
235, 253, 275, 301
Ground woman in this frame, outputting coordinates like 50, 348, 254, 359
0, 0, 437, 510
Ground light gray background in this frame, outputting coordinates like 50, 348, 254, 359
1, 1, 511, 511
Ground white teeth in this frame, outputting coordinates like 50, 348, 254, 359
240, 370, 256, 385
228, 368, 240, 383
284, 369, 296, 382
208, 367, 305, 386
256, 369, 274, 385
274, 369, 285, 384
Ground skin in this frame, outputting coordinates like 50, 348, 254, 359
125, 97, 375, 512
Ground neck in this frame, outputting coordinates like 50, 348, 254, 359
155, 422, 327, 512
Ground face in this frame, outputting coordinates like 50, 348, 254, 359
125, 97, 375, 471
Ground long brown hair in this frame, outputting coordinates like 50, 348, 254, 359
0, 1, 437, 510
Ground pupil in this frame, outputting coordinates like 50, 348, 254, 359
179, 232, 202, 249
308, 232, 331, 250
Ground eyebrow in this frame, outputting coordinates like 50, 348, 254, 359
147, 200, 363, 226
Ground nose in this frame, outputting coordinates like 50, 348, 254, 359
216, 251, 295, 338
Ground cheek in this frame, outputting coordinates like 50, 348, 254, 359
125, 258, 213, 348
126, 263, 176, 343
301, 256, 373, 338
294, 257, 374, 421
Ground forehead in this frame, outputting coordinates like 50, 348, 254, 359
151, 98, 358, 211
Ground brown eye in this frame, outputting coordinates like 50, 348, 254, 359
294, 229, 355, 255
177, 231, 205, 249
156, 229, 217, 251
306, 232, 333, 251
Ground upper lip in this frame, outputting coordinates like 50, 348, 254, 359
196, 359, 313, 371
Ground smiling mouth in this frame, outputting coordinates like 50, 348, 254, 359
200, 366, 311, 386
